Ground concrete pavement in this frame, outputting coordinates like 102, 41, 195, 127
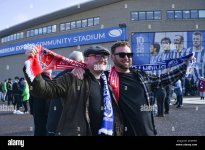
0, 96, 204, 136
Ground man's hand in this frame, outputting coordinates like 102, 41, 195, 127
71, 68, 85, 80
25, 46, 40, 57
24, 46, 43, 82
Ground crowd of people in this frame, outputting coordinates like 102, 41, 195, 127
0, 77, 29, 114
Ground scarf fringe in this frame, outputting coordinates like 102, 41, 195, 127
98, 128, 113, 136
24, 59, 35, 82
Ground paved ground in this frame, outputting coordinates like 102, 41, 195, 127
0, 97, 205, 136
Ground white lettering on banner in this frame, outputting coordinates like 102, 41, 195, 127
35, 38, 72, 46
0, 47, 16, 54
73, 33, 105, 42
16, 45, 24, 51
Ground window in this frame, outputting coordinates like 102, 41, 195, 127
52, 25, 56, 32
82, 19, 87, 27
39, 28, 43, 35
131, 11, 161, 21
13, 34, 16, 40
154, 11, 161, 20
10, 35, 14, 41
139, 12, 146, 20
167, 10, 205, 20
191, 10, 198, 18
60, 23, 66, 31
88, 18, 93, 26
71, 21, 76, 29
183, 10, 190, 19
59, 17, 100, 32
34, 29, 39, 36
147, 11, 154, 20
7, 36, 10, 42
66, 23, 70, 30
76, 20, 82, 28
27, 31, 30, 37
20, 32, 24, 39
17, 33, 20, 39
167, 11, 174, 19
47, 26, 52, 33
131, 12, 138, 21
175, 11, 182, 19
31, 30, 35, 37
94, 17, 100, 25
43, 27, 47, 34
199, 10, 205, 18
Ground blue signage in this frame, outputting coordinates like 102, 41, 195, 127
132, 32, 154, 65
0, 26, 128, 57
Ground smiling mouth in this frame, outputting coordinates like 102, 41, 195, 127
122, 61, 129, 63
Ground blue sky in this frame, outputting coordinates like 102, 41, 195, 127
0, 0, 91, 31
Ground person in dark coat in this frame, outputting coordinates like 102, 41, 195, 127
46, 51, 84, 136
156, 87, 166, 117
29, 71, 52, 136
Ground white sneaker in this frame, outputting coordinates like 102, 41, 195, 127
24, 111, 29, 114
16, 110, 24, 114
13, 110, 17, 114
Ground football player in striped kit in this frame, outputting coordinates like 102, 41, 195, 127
173, 35, 187, 59
157, 37, 173, 75
187, 31, 205, 81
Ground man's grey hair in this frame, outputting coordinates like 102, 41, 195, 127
68, 51, 84, 62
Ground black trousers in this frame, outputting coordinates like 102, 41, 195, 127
33, 99, 49, 136
22, 101, 28, 112
13, 95, 21, 110
46, 99, 63, 136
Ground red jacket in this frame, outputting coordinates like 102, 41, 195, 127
197, 79, 205, 92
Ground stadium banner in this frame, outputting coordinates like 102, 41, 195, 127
0, 26, 128, 57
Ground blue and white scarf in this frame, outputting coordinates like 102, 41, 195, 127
131, 53, 193, 72
98, 73, 114, 136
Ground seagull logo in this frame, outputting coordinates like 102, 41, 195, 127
108, 29, 122, 37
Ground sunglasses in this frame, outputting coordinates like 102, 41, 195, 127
114, 52, 133, 58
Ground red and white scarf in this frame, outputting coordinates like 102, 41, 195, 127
108, 67, 120, 102
24, 46, 87, 82
25, 46, 120, 102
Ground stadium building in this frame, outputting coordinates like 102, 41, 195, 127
0, 0, 205, 81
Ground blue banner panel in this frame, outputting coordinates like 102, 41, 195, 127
131, 31, 205, 82
0, 26, 128, 57
132, 32, 154, 64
